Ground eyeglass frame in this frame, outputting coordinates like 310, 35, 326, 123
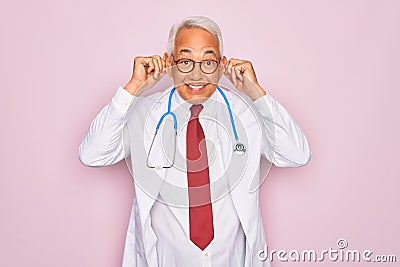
172, 57, 221, 74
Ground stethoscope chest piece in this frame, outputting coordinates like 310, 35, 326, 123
233, 142, 246, 156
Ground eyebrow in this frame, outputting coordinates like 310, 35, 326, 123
177, 49, 218, 57
178, 49, 192, 54
203, 50, 217, 56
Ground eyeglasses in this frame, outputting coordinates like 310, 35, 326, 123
174, 58, 220, 74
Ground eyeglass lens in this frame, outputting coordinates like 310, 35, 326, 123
176, 59, 219, 74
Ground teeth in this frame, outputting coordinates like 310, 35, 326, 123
189, 85, 204, 89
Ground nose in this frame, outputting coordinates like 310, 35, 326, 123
188, 62, 203, 80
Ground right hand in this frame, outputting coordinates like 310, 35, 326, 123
124, 55, 166, 96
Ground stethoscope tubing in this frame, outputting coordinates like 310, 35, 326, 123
156, 86, 239, 141
147, 85, 245, 168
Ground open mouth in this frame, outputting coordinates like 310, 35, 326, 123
186, 83, 209, 92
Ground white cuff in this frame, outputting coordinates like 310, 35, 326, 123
252, 94, 275, 119
110, 86, 137, 118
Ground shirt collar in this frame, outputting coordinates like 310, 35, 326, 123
171, 87, 221, 115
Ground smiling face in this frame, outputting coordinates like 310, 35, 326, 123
169, 27, 225, 104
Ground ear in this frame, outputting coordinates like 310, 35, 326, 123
219, 56, 227, 77
163, 52, 173, 78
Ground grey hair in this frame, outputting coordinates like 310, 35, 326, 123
167, 16, 224, 56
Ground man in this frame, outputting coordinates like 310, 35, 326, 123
79, 16, 311, 267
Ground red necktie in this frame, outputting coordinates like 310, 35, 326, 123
186, 104, 214, 250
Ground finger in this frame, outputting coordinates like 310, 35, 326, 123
134, 57, 146, 72
223, 60, 232, 80
162, 57, 167, 72
224, 59, 229, 75
230, 64, 237, 87
230, 59, 249, 73
232, 58, 247, 64
225, 60, 238, 84
144, 58, 155, 74
240, 61, 258, 82
234, 67, 244, 82
152, 58, 160, 73
221, 60, 227, 76
151, 58, 161, 79
161, 56, 167, 70
228, 58, 242, 67
157, 56, 164, 72
227, 59, 234, 76
152, 55, 163, 72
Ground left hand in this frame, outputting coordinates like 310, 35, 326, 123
223, 58, 266, 100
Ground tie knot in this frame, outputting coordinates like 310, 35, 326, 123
190, 104, 204, 118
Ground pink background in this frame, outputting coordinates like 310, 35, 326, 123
1, 0, 399, 266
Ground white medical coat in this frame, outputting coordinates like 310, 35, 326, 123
79, 86, 311, 267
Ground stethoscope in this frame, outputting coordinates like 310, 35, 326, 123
146, 86, 246, 168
